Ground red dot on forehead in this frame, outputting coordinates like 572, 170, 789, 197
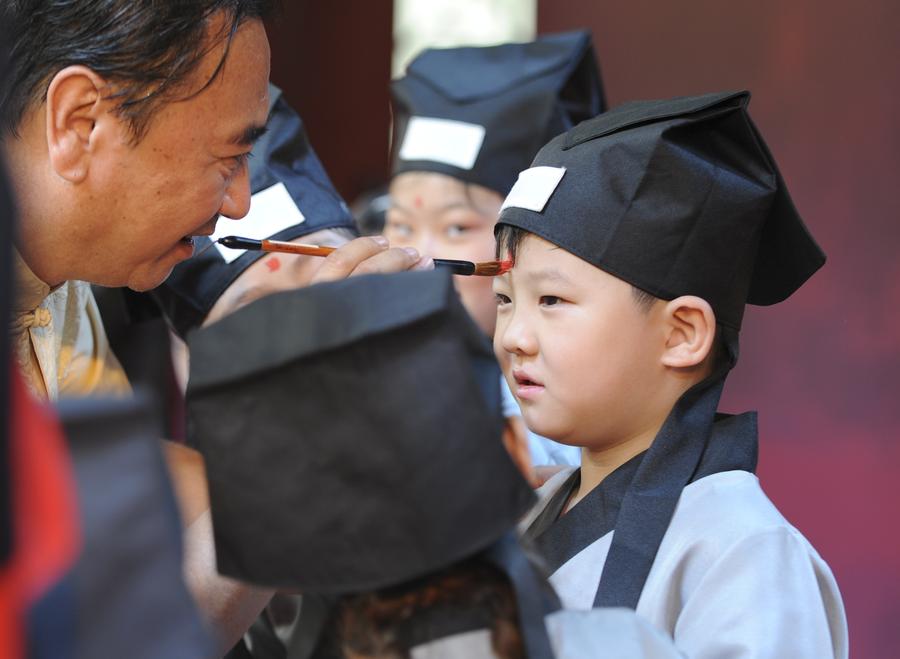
264, 256, 281, 272
413, 196, 423, 209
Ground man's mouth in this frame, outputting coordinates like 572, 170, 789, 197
179, 219, 219, 247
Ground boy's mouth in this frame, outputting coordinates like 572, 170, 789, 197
514, 373, 541, 387
512, 369, 544, 400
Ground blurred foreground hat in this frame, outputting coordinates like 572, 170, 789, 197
497, 90, 825, 331
152, 84, 357, 337
391, 30, 605, 195
58, 394, 213, 659
186, 269, 530, 592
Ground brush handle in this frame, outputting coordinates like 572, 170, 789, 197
262, 239, 335, 257
218, 235, 479, 275
432, 259, 476, 275
217, 236, 335, 256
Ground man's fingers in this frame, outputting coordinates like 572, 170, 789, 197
310, 237, 433, 284
309, 236, 389, 284
351, 247, 433, 277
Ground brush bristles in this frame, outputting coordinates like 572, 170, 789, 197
472, 259, 513, 276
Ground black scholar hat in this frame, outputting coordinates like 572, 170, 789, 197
151, 84, 357, 338
496, 90, 826, 330
185, 269, 535, 593
390, 30, 605, 196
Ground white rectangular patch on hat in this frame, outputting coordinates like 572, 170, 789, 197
212, 182, 305, 263
500, 166, 566, 213
398, 116, 486, 170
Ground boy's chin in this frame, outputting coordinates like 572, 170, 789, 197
524, 417, 576, 446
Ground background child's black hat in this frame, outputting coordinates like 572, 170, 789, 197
496, 90, 826, 330
151, 84, 357, 338
185, 269, 535, 594
390, 30, 606, 196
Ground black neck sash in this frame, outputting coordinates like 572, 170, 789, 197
523, 330, 760, 612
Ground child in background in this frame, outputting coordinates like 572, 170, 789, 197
385, 32, 606, 468
493, 91, 848, 658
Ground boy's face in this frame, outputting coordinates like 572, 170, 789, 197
493, 234, 664, 448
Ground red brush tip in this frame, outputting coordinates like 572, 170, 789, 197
497, 259, 513, 274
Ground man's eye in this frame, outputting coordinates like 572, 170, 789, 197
540, 295, 562, 307
495, 293, 511, 306
229, 152, 252, 172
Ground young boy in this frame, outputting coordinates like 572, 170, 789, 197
493, 90, 849, 658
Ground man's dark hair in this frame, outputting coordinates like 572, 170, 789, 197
0, 0, 278, 141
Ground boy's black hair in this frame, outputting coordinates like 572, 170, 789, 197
0, 0, 279, 141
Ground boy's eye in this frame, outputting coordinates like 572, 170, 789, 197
495, 293, 511, 306
540, 295, 563, 307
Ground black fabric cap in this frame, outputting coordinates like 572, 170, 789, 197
186, 269, 535, 593
151, 84, 357, 338
391, 30, 605, 195
497, 90, 826, 330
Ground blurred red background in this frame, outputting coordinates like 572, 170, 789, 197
536, 3, 900, 656
267, 2, 900, 656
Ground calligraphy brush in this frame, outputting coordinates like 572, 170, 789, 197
216, 235, 513, 277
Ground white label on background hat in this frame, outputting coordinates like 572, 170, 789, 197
213, 182, 306, 263
500, 166, 567, 213
399, 116, 486, 170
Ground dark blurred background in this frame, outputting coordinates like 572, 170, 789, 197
265, 2, 900, 656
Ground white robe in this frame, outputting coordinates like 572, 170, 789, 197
410, 608, 683, 658
522, 468, 849, 659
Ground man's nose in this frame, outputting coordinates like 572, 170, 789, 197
218, 164, 252, 220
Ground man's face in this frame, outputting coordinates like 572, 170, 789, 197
79, 16, 271, 291
492, 234, 663, 449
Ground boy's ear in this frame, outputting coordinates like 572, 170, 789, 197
44, 65, 111, 183
660, 295, 716, 369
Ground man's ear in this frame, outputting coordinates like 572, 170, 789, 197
660, 295, 716, 369
44, 65, 109, 183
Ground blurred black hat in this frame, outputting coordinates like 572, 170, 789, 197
152, 84, 357, 338
497, 90, 826, 330
57, 394, 214, 659
186, 269, 531, 592
390, 31, 605, 196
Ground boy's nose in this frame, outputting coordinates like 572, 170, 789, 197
497, 312, 537, 356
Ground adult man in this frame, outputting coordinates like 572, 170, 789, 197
1, 0, 423, 651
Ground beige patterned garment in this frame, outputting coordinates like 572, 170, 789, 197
10, 249, 130, 401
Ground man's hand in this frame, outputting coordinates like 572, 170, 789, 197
310, 235, 432, 284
